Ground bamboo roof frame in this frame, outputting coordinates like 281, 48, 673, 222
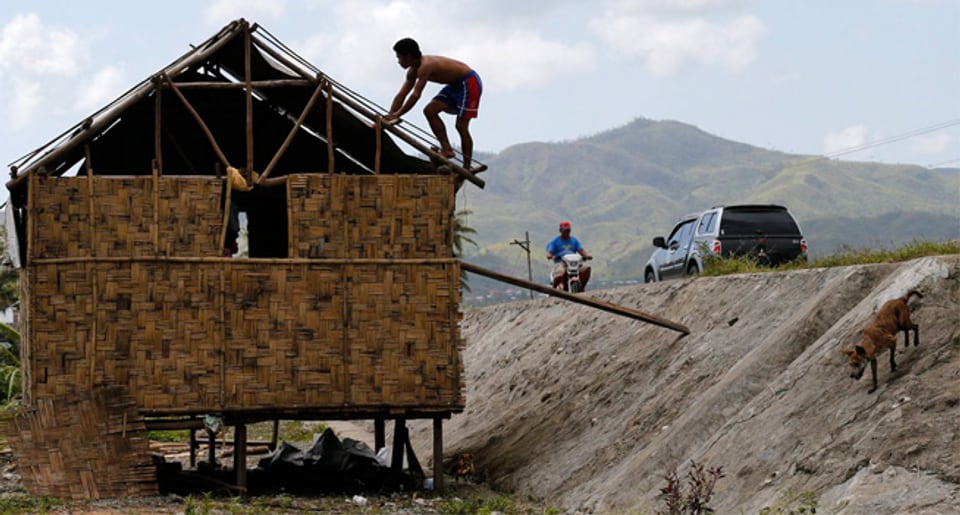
6, 18, 486, 192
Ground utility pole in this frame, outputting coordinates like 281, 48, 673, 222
510, 231, 534, 299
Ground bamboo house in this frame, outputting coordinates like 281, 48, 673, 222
3, 19, 482, 497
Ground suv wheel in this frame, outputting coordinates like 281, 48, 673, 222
686, 262, 700, 276
645, 269, 656, 283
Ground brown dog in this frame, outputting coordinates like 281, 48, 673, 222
843, 289, 922, 393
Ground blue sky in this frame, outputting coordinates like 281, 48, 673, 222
1, 0, 958, 196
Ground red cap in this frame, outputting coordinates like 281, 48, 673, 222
559, 221, 571, 231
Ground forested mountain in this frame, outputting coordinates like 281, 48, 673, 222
459, 118, 959, 303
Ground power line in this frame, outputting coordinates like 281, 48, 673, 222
823, 118, 960, 159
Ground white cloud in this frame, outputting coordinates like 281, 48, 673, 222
205, 0, 287, 25
0, 13, 83, 76
293, 0, 595, 93
11, 79, 44, 128
823, 125, 867, 155
591, 13, 764, 76
74, 66, 127, 112
910, 133, 950, 154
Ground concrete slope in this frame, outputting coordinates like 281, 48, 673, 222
413, 255, 960, 514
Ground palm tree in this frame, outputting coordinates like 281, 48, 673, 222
454, 209, 478, 291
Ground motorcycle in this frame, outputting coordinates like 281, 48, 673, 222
556, 253, 591, 293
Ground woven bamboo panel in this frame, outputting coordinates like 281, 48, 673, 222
289, 174, 455, 259
156, 177, 223, 257
26, 263, 95, 400
28, 263, 221, 408
92, 177, 155, 257
345, 263, 464, 406
30, 176, 93, 259
3, 385, 158, 499
222, 263, 347, 407
27, 260, 463, 412
30, 176, 223, 260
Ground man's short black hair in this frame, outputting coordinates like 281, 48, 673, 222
393, 38, 422, 58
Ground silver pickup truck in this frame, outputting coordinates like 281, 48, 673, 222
644, 204, 808, 283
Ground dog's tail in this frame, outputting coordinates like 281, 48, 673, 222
903, 289, 923, 302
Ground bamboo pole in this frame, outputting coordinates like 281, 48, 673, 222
258, 79, 325, 182
154, 77, 163, 175
248, 39, 486, 185
460, 261, 691, 335
286, 181, 295, 258
325, 80, 334, 173
32, 256, 458, 265
8, 22, 244, 189
84, 145, 96, 256
374, 116, 382, 174
163, 74, 232, 170
218, 178, 234, 255
161, 79, 311, 89
152, 164, 160, 253
244, 21, 254, 172
331, 90, 484, 188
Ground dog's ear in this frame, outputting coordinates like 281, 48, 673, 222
855, 345, 866, 357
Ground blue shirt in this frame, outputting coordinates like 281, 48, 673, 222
546, 235, 583, 263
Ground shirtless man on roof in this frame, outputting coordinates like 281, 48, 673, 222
384, 38, 483, 171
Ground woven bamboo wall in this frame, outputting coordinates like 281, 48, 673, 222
288, 174, 455, 258
30, 175, 223, 260
24, 173, 463, 413
3, 385, 158, 499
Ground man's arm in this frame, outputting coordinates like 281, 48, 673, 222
389, 74, 414, 114
386, 66, 431, 120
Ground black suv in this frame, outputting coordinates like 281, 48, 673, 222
644, 204, 807, 282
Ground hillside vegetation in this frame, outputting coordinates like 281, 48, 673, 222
460, 118, 959, 299
412, 254, 960, 513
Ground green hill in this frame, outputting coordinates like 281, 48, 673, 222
459, 118, 960, 304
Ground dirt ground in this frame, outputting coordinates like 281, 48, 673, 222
409, 255, 960, 514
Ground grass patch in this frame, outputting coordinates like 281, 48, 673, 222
0, 495, 62, 514
700, 239, 960, 278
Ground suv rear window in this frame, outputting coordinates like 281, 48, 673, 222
719, 207, 801, 236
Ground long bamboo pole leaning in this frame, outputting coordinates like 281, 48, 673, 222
257, 78, 326, 182
460, 261, 691, 335
163, 74, 232, 170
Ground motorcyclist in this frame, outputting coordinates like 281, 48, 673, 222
545, 220, 592, 290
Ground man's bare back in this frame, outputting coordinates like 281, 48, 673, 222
410, 55, 472, 85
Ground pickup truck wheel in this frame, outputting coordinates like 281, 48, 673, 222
645, 270, 656, 283
686, 262, 700, 276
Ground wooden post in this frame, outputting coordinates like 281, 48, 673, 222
189, 429, 197, 468
461, 261, 691, 334
234, 423, 247, 496
218, 176, 233, 255
206, 428, 217, 467
433, 417, 444, 494
154, 77, 163, 175
243, 21, 254, 172
374, 116, 382, 174
270, 419, 280, 451
152, 163, 160, 254
374, 418, 385, 452
325, 80, 334, 173
391, 418, 406, 472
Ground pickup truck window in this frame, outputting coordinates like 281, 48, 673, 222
720, 208, 801, 236
671, 220, 695, 248
697, 212, 718, 234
